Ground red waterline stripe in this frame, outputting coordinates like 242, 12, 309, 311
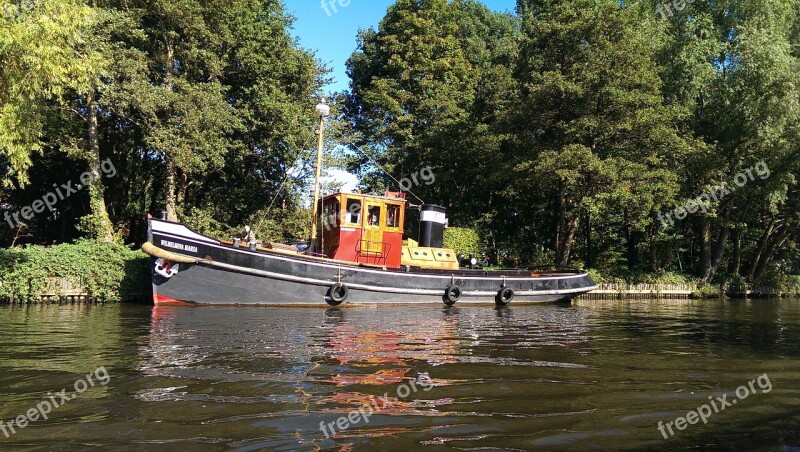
152, 293, 192, 306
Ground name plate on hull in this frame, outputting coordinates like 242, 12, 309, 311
160, 240, 198, 254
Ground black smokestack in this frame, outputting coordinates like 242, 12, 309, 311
419, 204, 446, 248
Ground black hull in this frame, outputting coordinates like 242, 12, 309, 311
147, 220, 597, 306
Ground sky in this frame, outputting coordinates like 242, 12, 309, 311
286, 0, 518, 192
288, 0, 518, 93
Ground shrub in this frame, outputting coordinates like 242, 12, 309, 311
755, 270, 800, 296
691, 283, 722, 299
443, 227, 480, 255
0, 240, 150, 302
586, 268, 696, 285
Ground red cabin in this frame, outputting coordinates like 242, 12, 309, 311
316, 191, 407, 268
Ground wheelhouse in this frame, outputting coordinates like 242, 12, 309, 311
317, 191, 407, 268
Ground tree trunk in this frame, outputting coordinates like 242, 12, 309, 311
752, 224, 791, 282
584, 211, 592, 268
747, 219, 776, 281
556, 214, 579, 267
177, 173, 190, 206
86, 90, 114, 242
163, 38, 178, 222
704, 225, 729, 282
729, 198, 752, 276
648, 220, 659, 272
626, 225, 642, 270
700, 208, 730, 282
554, 181, 578, 267
700, 220, 711, 278
730, 228, 742, 275
165, 155, 178, 222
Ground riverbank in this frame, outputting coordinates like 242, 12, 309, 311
578, 283, 799, 300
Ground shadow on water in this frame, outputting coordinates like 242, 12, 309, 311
0, 300, 798, 450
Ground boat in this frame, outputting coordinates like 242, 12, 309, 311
143, 191, 597, 306
142, 100, 597, 306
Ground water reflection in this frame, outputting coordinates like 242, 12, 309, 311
134, 304, 597, 448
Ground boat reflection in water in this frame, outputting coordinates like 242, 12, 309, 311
137, 305, 591, 448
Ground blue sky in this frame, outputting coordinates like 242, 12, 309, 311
288, 0, 518, 93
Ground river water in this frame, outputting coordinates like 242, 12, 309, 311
0, 299, 798, 451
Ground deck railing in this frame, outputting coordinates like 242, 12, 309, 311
355, 240, 391, 266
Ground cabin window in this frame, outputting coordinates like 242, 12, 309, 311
322, 199, 340, 230
346, 198, 361, 224
387, 204, 401, 228
367, 205, 381, 226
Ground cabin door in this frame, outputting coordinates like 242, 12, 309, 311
361, 202, 384, 255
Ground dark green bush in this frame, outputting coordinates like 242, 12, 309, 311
0, 240, 150, 302
690, 283, 723, 299
587, 268, 698, 285
755, 270, 800, 296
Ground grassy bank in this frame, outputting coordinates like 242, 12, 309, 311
587, 268, 800, 299
0, 241, 150, 303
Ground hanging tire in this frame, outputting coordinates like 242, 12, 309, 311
496, 287, 514, 306
327, 283, 349, 306
444, 284, 462, 306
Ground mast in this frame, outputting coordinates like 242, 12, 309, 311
311, 99, 330, 243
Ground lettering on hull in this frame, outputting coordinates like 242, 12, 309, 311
160, 240, 198, 254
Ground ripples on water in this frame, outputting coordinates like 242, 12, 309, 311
0, 300, 799, 450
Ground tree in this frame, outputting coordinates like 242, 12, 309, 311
513, 0, 686, 267
0, 0, 114, 241
345, 0, 520, 251
655, 0, 800, 281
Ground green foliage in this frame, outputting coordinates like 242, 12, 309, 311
0, 0, 101, 186
0, 0, 324, 245
181, 206, 236, 240
76, 213, 113, 240
254, 206, 311, 245
0, 240, 149, 302
691, 283, 723, 299
587, 268, 697, 285
780, 276, 800, 296
755, 270, 800, 296
719, 273, 749, 293
443, 227, 480, 255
